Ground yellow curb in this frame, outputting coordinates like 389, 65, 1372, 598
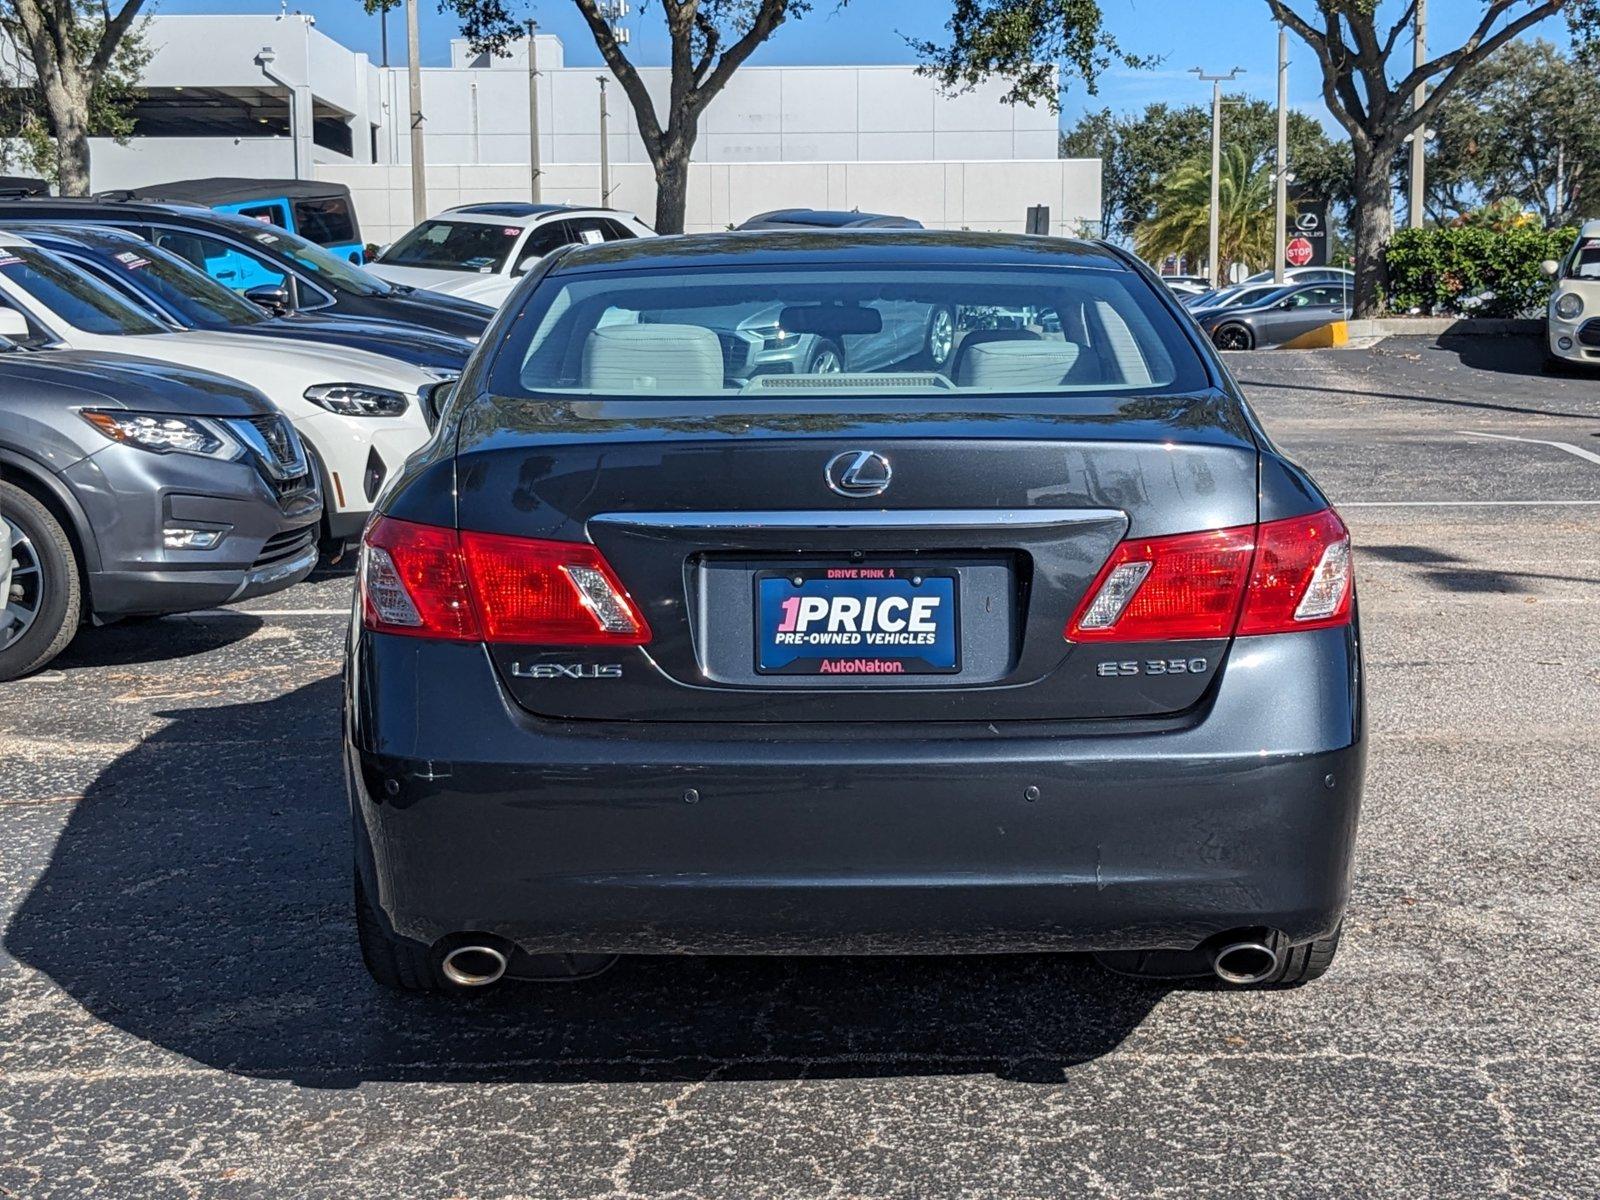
1280, 321, 1349, 350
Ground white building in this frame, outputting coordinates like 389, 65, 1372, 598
79, 13, 1100, 242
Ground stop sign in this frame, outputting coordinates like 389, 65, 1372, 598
1285, 237, 1315, 267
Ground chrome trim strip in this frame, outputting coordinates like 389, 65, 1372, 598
590, 508, 1125, 530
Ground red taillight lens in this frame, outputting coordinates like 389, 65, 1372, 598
1236, 508, 1352, 635
1066, 508, 1352, 643
1067, 525, 1256, 642
458, 529, 650, 644
362, 516, 480, 640
360, 516, 650, 645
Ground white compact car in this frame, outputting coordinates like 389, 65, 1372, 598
368, 203, 655, 308
1542, 219, 1600, 372
0, 234, 439, 548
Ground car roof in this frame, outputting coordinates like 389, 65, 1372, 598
439, 202, 635, 224
0, 222, 148, 250
1580, 219, 1600, 239
0, 195, 214, 219
550, 229, 1132, 275
107, 177, 355, 205
739, 208, 923, 229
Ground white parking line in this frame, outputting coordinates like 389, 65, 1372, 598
1339, 499, 1600, 507
184, 607, 349, 618
1458, 430, 1600, 468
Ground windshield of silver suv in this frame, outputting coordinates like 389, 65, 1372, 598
492, 264, 1206, 398
0, 245, 169, 336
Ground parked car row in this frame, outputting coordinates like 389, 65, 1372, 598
0, 193, 500, 678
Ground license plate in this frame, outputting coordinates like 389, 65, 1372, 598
755, 567, 960, 675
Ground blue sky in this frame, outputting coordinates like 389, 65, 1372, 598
164, 0, 1577, 131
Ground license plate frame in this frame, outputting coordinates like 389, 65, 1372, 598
753, 566, 962, 676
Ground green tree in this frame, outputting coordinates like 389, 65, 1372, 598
918, 0, 1593, 316
1062, 96, 1351, 242
1267, 1, 1583, 316
1423, 39, 1600, 224
0, 1, 149, 194
395, 1, 824, 234
1134, 143, 1279, 274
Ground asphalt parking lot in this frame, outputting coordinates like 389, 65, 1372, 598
2, 335, 1597, 1199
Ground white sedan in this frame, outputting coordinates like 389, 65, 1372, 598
1542, 219, 1600, 372
368, 203, 655, 308
0, 233, 439, 549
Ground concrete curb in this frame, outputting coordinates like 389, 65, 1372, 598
1346, 317, 1543, 338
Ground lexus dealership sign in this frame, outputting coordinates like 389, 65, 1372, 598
1287, 197, 1329, 267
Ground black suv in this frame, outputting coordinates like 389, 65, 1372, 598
0, 197, 493, 341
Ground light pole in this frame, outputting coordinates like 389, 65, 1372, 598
1408, 0, 1427, 229
1191, 66, 1243, 288
597, 76, 612, 207
1273, 26, 1289, 284
527, 19, 542, 203
405, 0, 427, 224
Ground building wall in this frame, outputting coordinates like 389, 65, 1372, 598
317, 159, 1103, 245
90, 137, 297, 192
396, 59, 1061, 169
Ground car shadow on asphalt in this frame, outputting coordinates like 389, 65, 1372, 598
46, 612, 265, 671
5, 676, 1168, 1087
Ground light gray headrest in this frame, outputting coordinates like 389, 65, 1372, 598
957, 340, 1082, 388
581, 324, 724, 391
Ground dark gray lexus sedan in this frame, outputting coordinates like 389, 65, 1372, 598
345, 231, 1363, 993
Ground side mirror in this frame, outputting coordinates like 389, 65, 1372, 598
420, 378, 459, 426
1540, 259, 1561, 278
513, 254, 544, 276
0, 307, 31, 343
244, 284, 291, 314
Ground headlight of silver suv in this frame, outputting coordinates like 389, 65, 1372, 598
1554, 292, 1584, 320
304, 383, 409, 417
80, 410, 242, 459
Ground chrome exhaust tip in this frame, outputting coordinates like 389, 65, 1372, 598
441, 944, 509, 988
1209, 939, 1279, 986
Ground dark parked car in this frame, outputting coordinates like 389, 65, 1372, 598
1197, 281, 1353, 350
0, 320, 320, 679
346, 231, 1363, 993
8, 224, 472, 375
737, 208, 923, 231
0, 196, 493, 341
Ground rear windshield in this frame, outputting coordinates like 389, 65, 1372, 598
488, 264, 1208, 398
0, 245, 168, 336
293, 197, 356, 245
380, 220, 521, 273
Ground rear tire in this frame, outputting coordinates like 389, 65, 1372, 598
1267, 923, 1342, 985
354, 871, 443, 992
1, 481, 81, 681
1212, 323, 1255, 351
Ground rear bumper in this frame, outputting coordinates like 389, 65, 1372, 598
347, 624, 1365, 956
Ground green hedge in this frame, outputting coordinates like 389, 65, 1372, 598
1384, 225, 1575, 318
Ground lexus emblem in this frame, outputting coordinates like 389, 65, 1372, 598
825, 450, 892, 498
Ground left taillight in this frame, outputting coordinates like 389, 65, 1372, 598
1066, 508, 1352, 643
360, 516, 651, 645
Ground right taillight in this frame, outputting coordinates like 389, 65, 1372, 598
1236, 508, 1353, 634
360, 516, 651, 645
1066, 508, 1352, 643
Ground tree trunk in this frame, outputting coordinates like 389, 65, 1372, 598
652, 140, 692, 235
1349, 144, 1394, 318
41, 75, 94, 196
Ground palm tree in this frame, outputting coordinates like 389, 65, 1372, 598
1135, 144, 1281, 277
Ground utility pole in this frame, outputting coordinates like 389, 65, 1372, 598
527, 19, 542, 202
1554, 140, 1566, 223
380, 2, 389, 68
1408, 0, 1427, 229
405, 0, 427, 223
1191, 66, 1243, 288
597, 76, 612, 206
1273, 26, 1289, 284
